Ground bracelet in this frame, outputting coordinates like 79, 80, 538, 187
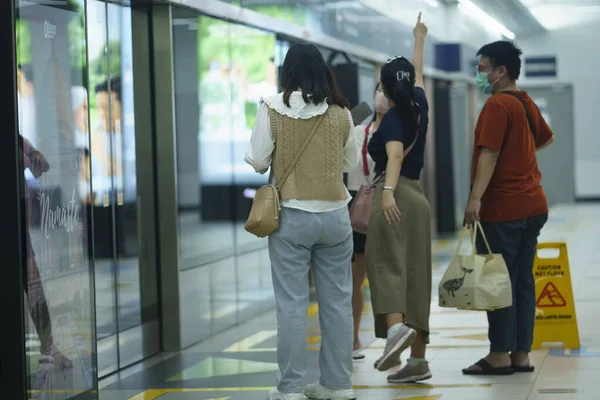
383, 186, 395, 191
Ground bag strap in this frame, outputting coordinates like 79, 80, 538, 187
403, 114, 421, 157
453, 226, 471, 259
276, 112, 327, 191
454, 223, 493, 258
502, 91, 537, 140
362, 124, 371, 177
465, 94, 535, 213
471, 221, 493, 256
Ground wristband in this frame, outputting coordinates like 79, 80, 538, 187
383, 186, 395, 191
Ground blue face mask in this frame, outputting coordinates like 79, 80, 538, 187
475, 72, 494, 94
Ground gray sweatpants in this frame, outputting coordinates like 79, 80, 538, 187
268, 206, 354, 394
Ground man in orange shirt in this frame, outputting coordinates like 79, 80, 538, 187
462, 41, 555, 376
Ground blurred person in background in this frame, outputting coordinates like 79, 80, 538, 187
365, 13, 433, 383
346, 82, 389, 361
245, 43, 358, 400
463, 40, 554, 376
72, 86, 89, 148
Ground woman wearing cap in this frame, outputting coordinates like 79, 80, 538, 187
365, 13, 433, 383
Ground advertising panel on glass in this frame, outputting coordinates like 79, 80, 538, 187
16, 0, 97, 398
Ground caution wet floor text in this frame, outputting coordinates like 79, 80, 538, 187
532, 242, 580, 349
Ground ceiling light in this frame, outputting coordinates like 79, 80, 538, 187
457, 0, 516, 39
518, 2, 600, 31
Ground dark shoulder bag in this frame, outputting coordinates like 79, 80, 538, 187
502, 91, 537, 140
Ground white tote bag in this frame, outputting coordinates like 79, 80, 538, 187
438, 222, 512, 311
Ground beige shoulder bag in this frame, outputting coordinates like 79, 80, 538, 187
244, 113, 326, 238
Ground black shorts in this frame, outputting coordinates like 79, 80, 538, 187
348, 190, 367, 255
353, 230, 367, 254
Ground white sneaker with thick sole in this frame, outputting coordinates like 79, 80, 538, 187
352, 349, 365, 360
268, 388, 308, 400
304, 383, 356, 400
376, 324, 417, 372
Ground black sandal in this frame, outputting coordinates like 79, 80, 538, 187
462, 359, 515, 375
512, 364, 535, 373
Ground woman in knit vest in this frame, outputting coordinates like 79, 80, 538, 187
245, 44, 359, 400
365, 14, 433, 383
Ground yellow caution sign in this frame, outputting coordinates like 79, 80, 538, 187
532, 242, 580, 350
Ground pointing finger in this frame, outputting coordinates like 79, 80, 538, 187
417, 12, 422, 23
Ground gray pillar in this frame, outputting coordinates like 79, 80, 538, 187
0, 0, 28, 395
132, 3, 182, 351
131, 4, 163, 355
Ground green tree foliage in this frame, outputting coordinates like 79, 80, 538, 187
68, 14, 87, 71
87, 40, 121, 110
15, 19, 32, 65
196, 15, 277, 128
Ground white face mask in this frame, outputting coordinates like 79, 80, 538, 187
374, 92, 389, 113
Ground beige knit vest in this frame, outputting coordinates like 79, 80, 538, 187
268, 105, 349, 201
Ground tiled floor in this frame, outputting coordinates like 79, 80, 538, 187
99, 204, 600, 400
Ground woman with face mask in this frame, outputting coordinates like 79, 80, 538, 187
365, 13, 433, 384
346, 82, 389, 360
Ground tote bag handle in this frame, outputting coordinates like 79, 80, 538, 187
470, 222, 493, 256
452, 222, 493, 259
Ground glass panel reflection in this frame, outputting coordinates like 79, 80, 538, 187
87, 0, 145, 376
229, 22, 276, 252
86, 0, 118, 376
16, 0, 97, 397
173, 11, 276, 271
106, 2, 144, 369
174, 13, 238, 268
172, 7, 278, 345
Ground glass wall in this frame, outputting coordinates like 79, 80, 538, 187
15, 0, 97, 397
86, 0, 156, 377
172, 8, 276, 346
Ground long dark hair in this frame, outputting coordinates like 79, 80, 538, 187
380, 57, 418, 133
280, 44, 349, 109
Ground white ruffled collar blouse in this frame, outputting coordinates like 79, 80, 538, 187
261, 91, 329, 120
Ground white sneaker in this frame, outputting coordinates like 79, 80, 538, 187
387, 361, 433, 383
352, 349, 365, 360
268, 388, 307, 400
304, 383, 356, 400
376, 324, 417, 372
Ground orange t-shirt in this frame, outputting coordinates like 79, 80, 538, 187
472, 91, 554, 223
